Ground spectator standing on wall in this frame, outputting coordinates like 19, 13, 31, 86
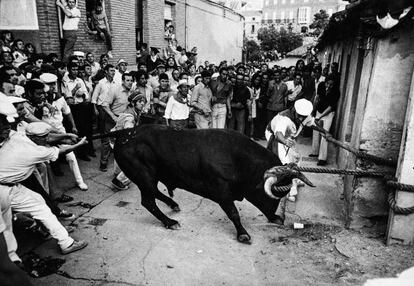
56, 0, 81, 62
91, 3, 113, 59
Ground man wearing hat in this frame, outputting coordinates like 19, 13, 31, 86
164, 79, 190, 129
110, 92, 147, 190
146, 47, 163, 74
114, 59, 128, 85
0, 98, 88, 258
0, 96, 34, 285
265, 99, 327, 202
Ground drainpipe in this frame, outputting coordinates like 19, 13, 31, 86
185, 0, 188, 49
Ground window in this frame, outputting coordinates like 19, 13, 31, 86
289, 10, 294, 20
298, 7, 311, 24
252, 17, 255, 21
264, 12, 269, 20
274, 0, 278, 5
164, 2, 175, 41
265, 0, 269, 5
281, 10, 285, 20
251, 24, 255, 33
273, 11, 277, 19
282, 0, 286, 4
0, 0, 38, 30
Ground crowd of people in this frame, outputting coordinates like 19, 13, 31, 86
0, 23, 341, 283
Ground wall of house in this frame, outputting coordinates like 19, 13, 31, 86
34, 0, 135, 64
186, 0, 244, 66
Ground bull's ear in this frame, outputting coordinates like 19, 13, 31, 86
296, 172, 315, 187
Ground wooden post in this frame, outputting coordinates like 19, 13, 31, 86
386, 68, 414, 245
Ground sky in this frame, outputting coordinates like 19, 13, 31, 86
243, 0, 263, 10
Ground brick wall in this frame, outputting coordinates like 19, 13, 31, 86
143, 0, 165, 49
107, 0, 136, 65
35, 0, 135, 65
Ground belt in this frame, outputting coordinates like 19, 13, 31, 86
0, 182, 16, 187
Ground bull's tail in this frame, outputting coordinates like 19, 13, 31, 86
90, 128, 134, 141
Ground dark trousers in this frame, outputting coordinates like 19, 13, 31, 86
267, 110, 279, 124
21, 174, 61, 216
227, 108, 246, 134
98, 106, 115, 166
70, 103, 94, 156
96, 26, 113, 51
253, 106, 267, 139
170, 119, 188, 129
63, 30, 78, 61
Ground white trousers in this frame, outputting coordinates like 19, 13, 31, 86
312, 111, 335, 161
211, 104, 227, 129
9, 184, 73, 249
65, 151, 85, 186
0, 186, 20, 262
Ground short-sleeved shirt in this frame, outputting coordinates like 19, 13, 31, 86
190, 82, 213, 112
42, 97, 71, 132
101, 84, 129, 115
164, 95, 190, 120
270, 108, 315, 139
0, 131, 59, 184
62, 7, 81, 31
92, 77, 117, 105
62, 75, 89, 103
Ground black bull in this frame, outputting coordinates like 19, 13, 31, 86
99, 124, 314, 243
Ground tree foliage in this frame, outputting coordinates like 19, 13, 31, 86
309, 9, 330, 36
244, 39, 262, 62
257, 26, 303, 55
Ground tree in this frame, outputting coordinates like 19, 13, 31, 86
244, 39, 262, 62
257, 25, 303, 55
309, 9, 330, 36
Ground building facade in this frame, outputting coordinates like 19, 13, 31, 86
316, 0, 414, 244
261, 0, 346, 32
0, 0, 243, 66
242, 10, 263, 41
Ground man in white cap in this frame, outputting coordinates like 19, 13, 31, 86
0, 97, 33, 285
114, 59, 128, 85
164, 79, 190, 129
265, 99, 327, 202
0, 99, 89, 256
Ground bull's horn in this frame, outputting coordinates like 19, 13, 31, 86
264, 176, 279, 199
296, 172, 315, 187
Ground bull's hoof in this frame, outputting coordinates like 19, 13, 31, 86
172, 206, 181, 212
166, 220, 181, 230
237, 234, 251, 244
270, 215, 284, 225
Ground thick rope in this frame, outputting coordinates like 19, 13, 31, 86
287, 165, 414, 215
292, 166, 390, 177
325, 136, 398, 167
272, 184, 292, 194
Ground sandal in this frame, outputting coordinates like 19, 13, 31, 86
55, 194, 74, 203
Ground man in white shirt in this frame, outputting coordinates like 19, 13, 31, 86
113, 59, 128, 85
91, 64, 117, 171
0, 98, 88, 257
164, 80, 190, 129
56, 0, 81, 61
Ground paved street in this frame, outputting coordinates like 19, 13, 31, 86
24, 138, 414, 286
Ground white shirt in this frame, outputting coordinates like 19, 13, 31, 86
92, 77, 117, 105
62, 75, 89, 103
0, 131, 59, 184
62, 7, 81, 30
42, 97, 71, 133
164, 95, 190, 120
